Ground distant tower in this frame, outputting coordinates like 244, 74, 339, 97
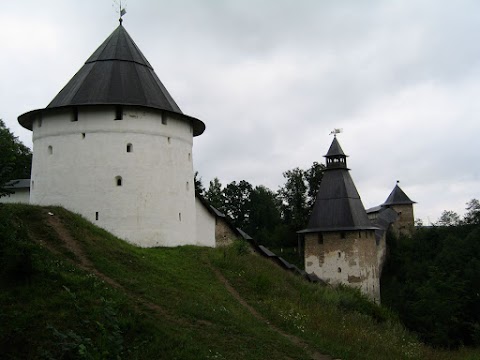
382, 182, 416, 236
299, 135, 380, 302
18, 21, 206, 247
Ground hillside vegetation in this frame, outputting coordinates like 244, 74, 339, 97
1, 204, 479, 360
382, 225, 480, 348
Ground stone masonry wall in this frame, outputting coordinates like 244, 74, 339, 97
215, 218, 239, 247
389, 204, 415, 237
304, 230, 380, 302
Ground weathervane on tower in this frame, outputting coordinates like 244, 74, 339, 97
113, 0, 127, 24
329, 128, 343, 137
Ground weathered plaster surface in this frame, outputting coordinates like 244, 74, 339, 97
305, 230, 380, 302
388, 204, 415, 236
215, 218, 238, 246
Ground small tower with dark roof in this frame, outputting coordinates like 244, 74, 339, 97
382, 182, 416, 236
299, 135, 381, 302
18, 22, 206, 247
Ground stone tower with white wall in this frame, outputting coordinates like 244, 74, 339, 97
299, 136, 381, 302
18, 22, 206, 247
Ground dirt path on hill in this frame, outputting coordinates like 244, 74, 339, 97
39, 209, 177, 323
210, 265, 337, 360
38, 209, 338, 359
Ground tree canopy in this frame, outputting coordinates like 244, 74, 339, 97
0, 120, 32, 198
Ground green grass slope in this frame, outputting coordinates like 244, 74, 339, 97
0, 204, 478, 360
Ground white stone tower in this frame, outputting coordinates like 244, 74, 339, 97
18, 22, 206, 247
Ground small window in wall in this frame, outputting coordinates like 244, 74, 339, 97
115, 106, 123, 120
340, 231, 346, 239
179, 212, 182, 221
338, 252, 341, 258
31, 180, 34, 190
186, 181, 189, 191
48, 145, 53, 155
72, 107, 78, 122
38, 114, 43, 127
81, 133, 86, 139
337, 267, 342, 273
188, 153, 191, 161
115, 176, 122, 186
167, 137, 171, 144
126, 143, 133, 153
161, 113, 167, 125
317, 233, 323, 245
95, 212, 99, 221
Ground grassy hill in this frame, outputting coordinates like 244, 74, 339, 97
1, 204, 478, 360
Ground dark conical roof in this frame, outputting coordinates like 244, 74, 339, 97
300, 138, 376, 233
299, 169, 376, 232
383, 184, 416, 206
19, 24, 205, 136
325, 137, 347, 157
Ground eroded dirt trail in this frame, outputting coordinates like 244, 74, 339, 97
210, 265, 336, 360
41, 210, 178, 322
40, 209, 338, 359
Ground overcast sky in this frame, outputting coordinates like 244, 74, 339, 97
1, 0, 479, 223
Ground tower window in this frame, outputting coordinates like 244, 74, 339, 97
317, 233, 323, 244
38, 114, 42, 127
115, 106, 123, 120
115, 176, 122, 186
70, 107, 78, 122
186, 181, 189, 191
161, 113, 167, 125
167, 137, 171, 144
338, 267, 342, 273
48, 145, 53, 155
338, 252, 341, 258
179, 212, 182, 221
188, 153, 191, 161
95, 212, 99, 221
126, 143, 133, 153
81, 133, 86, 139
31, 180, 34, 190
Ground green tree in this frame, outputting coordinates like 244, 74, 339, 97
0, 120, 32, 198
194, 171, 205, 195
464, 199, 480, 225
223, 180, 252, 229
436, 210, 461, 226
246, 185, 282, 246
204, 178, 225, 212
305, 161, 325, 210
278, 167, 308, 230
381, 223, 480, 348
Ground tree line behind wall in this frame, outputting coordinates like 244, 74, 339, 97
381, 201, 480, 349
195, 161, 325, 248
0, 119, 32, 198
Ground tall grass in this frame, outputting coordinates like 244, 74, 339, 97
0, 204, 479, 360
